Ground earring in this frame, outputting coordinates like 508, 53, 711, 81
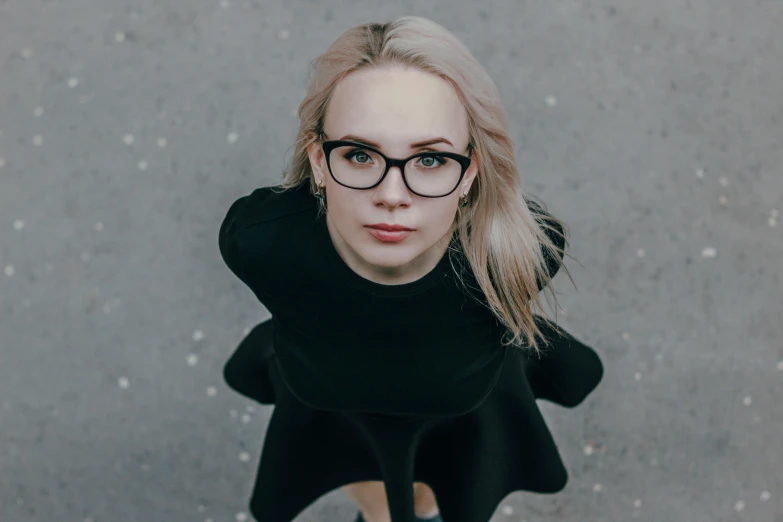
460, 193, 469, 207
314, 179, 326, 209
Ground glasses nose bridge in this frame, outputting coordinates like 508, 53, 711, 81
381, 155, 410, 184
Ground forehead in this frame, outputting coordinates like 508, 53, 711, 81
324, 66, 469, 149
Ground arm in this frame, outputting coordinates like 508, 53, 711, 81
218, 195, 251, 284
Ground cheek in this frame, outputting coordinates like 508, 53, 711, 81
431, 199, 459, 225
327, 186, 355, 211
419, 202, 458, 241
328, 191, 365, 230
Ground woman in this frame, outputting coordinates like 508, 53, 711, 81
219, 16, 603, 522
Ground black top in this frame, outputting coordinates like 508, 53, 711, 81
219, 181, 564, 417
218, 182, 604, 522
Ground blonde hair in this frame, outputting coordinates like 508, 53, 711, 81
271, 16, 578, 355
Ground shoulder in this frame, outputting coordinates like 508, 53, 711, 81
218, 182, 313, 283
524, 196, 567, 289
224, 182, 313, 232
526, 198, 565, 251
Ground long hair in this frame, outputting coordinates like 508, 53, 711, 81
271, 16, 578, 355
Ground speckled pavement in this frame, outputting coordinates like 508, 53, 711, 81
0, 2, 781, 522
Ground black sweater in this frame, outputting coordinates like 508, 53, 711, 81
218, 182, 565, 417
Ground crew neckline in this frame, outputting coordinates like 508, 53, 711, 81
313, 202, 455, 297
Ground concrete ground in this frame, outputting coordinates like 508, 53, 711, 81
0, 1, 781, 521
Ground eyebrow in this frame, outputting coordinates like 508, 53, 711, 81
338, 134, 454, 150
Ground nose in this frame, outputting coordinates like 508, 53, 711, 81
374, 165, 411, 203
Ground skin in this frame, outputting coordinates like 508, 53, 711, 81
306, 65, 479, 520
306, 64, 479, 287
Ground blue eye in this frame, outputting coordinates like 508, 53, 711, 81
345, 148, 372, 163
416, 155, 446, 168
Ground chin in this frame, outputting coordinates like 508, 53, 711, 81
360, 245, 416, 267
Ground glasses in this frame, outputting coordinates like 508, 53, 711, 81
319, 132, 473, 198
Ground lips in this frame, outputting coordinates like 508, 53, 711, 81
366, 224, 414, 231
366, 227, 412, 243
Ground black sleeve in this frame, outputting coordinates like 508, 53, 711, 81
218, 195, 251, 284
527, 199, 566, 292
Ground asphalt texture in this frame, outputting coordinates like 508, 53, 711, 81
0, 1, 781, 521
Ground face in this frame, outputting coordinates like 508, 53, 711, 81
306, 65, 478, 285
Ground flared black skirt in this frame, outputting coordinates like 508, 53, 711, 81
222, 316, 603, 522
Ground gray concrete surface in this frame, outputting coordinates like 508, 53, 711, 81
1, 1, 781, 521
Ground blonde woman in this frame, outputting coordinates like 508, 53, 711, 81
219, 16, 603, 522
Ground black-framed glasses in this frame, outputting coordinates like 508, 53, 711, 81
319, 132, 473, 198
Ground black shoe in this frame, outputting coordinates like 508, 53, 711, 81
353, 510, 443, 522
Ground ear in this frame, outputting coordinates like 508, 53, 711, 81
460, 148, 479, 195
306, 137, 328, 183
